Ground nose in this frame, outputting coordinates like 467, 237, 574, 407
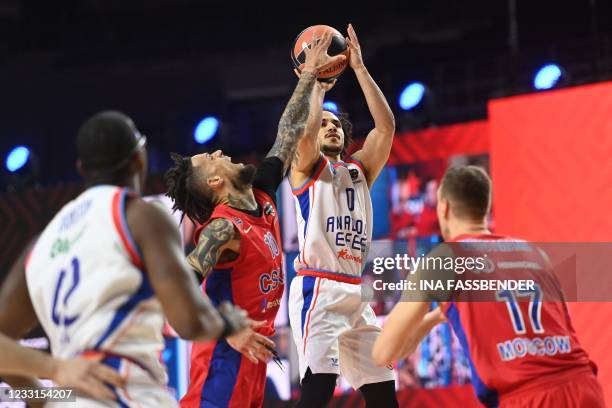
212, 150, 223, 158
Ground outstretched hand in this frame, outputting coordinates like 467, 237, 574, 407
226, 320, 276, 364
301, 31, 347, 76
346, 23, 365, 70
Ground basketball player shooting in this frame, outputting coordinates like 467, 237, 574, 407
0, 111, 253, 407
288, 24, 399, 408
164, 31, 345, 408
373, 166, 605, 408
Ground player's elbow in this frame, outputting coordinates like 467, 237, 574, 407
377, 119, 395, 139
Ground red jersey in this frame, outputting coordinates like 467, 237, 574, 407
441, 234, 597, 407
181, 189, 284, 408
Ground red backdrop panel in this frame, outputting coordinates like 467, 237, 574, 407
489, 82, 612, 405
387, 120, 489, 164
489, 82, 612, 241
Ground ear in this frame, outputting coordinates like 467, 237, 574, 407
133, 150, 146, 173
76, 160, 85, 177
440, 197, 450, 219
207, 175, 223, 190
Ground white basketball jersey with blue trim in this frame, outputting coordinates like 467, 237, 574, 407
293, 156, 372, 278
26, 185, 167, 383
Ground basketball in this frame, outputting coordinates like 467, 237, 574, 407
291, 25, 350, 81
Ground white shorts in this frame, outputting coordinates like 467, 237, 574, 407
289, 275, 395, 390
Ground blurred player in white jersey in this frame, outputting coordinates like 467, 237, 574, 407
0, 111, 260, 407
288, 25, 398, 407
0, 331, 124, 400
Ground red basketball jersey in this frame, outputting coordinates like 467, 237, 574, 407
194, 188, 284, 335
441, 234, 596, 407
181, 189, 284, 408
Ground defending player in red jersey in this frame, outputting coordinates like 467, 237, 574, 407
165, 32, 345, 408
374, 166, 605, 407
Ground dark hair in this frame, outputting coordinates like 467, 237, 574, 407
76, 110, 144, 182
323, 109, 353, 157
165, 153, 215, 224
440, 165, 491, 220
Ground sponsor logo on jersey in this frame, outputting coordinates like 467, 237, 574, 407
337, 248, 362, 264
264, 202, 276, 216
330, 357, 339, 367
50, 226, 87, 259
259, 269, 283, 294
261, 297, 282, 312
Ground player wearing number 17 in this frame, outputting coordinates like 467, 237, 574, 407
373, 166, 605, 407
288, 24, 398, 407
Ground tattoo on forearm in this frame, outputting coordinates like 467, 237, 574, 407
267, 71, 317, 173
188, 218, 235, 280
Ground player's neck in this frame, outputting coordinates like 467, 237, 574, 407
324, 153, 341, 162
85, 174, 141, 194
220, 189, 257, 211
448, 219, 490, 240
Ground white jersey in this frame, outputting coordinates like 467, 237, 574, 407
292, 155, 372, 280
26, 185, 168, 387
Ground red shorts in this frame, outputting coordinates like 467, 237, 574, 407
180, 339, 267, 408
500, 372, 605, 408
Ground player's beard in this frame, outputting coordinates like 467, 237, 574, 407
321, 142, 343, 157
231, 164, 257, 192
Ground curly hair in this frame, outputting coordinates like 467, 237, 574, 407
323, 108, 353, 157
164, 153, 214, 224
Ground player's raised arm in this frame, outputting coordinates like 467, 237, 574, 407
269, 31, 345, 175
127, 198, 246, 342
346, 24, 395, 187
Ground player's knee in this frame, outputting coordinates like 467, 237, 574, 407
297, 368, 337, 407
359, 380, 398, 408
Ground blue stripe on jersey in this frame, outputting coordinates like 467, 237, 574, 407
118, 188, 143, 259
102, 356, 130, 408
300, 276, 316, 338
200, 267, 241, 407
203, 268, 233, 306
296, 189, 310, 239
446, 303, 499, 408
94, 269, 154, 349
94, 188, 153, 349
200, 340, 242, 407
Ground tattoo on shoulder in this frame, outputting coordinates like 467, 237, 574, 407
188, 218, 236, 279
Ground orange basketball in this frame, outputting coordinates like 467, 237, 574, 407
291, 25, 350, 82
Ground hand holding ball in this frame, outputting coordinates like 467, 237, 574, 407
291, 25, 350, 82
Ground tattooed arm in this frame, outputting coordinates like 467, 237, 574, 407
187, 218, 277, 364
187, 218, 241, 280
266, 31, 346, 175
